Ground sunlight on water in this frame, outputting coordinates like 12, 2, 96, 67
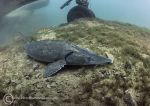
0, 0, 150, 44
90, 0, 150, 28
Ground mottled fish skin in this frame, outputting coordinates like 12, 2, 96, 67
25, 40, 76, 62
65, 51, 112, 65
25, 40, 112, 77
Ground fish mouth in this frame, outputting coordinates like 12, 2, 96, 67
88, 55, 112, 65
89, 59, 112, 65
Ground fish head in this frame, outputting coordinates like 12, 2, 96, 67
86, 54, 112, 65
66, 51, 112, 65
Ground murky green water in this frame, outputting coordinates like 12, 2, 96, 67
0, 0, 150, 44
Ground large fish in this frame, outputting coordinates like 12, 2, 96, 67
25, 40, 112, 78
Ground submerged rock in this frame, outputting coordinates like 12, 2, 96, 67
0, 18, 150, 106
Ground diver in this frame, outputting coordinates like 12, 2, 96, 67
61, 0, 95, 22
76, 0, 89, 7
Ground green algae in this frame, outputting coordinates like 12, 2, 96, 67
0, 18, 150, 106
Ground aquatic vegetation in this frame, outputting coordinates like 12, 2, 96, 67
143, 57, 150, 69
0, 18, 150, 106
122, 45, 141, 59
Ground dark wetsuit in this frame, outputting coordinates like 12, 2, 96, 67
76, 0, 89, 7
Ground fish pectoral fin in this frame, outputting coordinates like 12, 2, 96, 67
43, 60, 66, 78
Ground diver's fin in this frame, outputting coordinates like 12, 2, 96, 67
43, 60, 66, 78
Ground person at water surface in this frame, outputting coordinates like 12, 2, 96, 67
76, 0, 89, 7
61, 0, 95, 22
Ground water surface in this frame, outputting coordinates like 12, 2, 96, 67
0, 0, 150, 44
